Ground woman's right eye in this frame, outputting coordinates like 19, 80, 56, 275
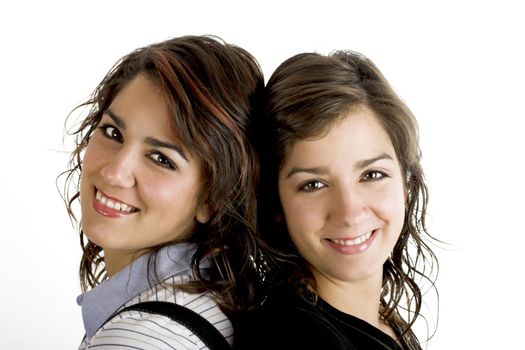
298, 180, 327, 192
99, 124, 123, 143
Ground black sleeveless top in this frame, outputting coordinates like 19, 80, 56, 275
231, 290, 405, 350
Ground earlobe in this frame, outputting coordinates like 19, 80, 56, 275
196, 203, 211, 224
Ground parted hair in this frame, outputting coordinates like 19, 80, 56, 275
254, 51, 439, 348
62, 35, 265, 310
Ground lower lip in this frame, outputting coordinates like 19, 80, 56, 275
324, 230, 377, 255
92, 191, 134, 218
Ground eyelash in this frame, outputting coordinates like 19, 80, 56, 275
97, 123, 177, 171
361, 170, 388, 182
99, 123, 123, 143
296, 170, 389, 192
297, 180, 327, 192
146, 152, 177, 170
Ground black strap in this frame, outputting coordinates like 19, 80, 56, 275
119, 301, 231, 350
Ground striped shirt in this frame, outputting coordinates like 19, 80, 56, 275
77, 244, 233, 349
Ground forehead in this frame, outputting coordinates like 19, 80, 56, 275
111, 74, 166, 116
111, 75, 176, 132
284, 108, 394, 160
108, 75, 196, 153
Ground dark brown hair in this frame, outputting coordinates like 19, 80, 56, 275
61, 35, 265, 310
255, 51, 439, 348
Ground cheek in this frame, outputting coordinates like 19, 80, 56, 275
80, 143, 100, 191
142, 178, 178, 207
146, 175, 202, 212
376, 183, 406, 231
82, 138, 106, 171
280, 192, 323, 238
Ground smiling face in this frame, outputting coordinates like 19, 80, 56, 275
278, 107, 406, 293
80, 74, 210, 274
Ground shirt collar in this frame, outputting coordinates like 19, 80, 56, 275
77, 243, 206, 340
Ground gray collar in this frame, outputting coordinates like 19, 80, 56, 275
77, 243, 207, 340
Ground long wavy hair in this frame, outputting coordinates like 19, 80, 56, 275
254, 51, 439, 348
60, 35, 265, 310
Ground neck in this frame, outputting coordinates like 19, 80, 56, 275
315, 271, 384, 329
103, 248, 147, 277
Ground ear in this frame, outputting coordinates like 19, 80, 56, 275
196, 202, 212, 224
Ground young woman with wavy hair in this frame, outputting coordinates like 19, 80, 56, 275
61, 35, 265, 349
234, 50, 439, 350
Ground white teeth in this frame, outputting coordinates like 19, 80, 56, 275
95, 190, 134, 213
331, 231, 372, 246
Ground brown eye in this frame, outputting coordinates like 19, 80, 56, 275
298, 180, 326, 192
361, 170, 386, 182
99, 124, 123, 143
147, 152, 177, 170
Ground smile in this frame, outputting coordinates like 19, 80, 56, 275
324, 230, 377, 255
95, 189, 137, 214
329, 231, 373, 246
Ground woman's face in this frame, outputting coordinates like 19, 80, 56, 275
278, 107, 405, 291
80, 74, 210, 271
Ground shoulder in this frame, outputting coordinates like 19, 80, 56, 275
85, 280, 232, 349
231, 298, 347, 350
87, 308, 207, 349
134, 275, 233, 339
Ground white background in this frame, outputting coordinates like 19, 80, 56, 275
1, 1, 523, 349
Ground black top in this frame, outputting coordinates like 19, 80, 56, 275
230, 289, 404, 350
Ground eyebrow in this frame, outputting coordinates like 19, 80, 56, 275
355, 153, 393, 170
145, 137, 188, 162
284, 153, 394, 179
106, 109, 125, 129
105, 109, 189, 162
285, 166, 329, 179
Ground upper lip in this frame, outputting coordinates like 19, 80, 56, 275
325, 230, 375, 246
326, 229, 376, 241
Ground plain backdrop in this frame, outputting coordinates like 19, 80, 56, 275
1, 1, 523, 349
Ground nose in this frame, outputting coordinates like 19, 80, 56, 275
100, 147, 136, 189
328, 185, 369, 227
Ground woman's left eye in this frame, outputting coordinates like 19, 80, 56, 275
361, 170, 386, 181
147, 152, 177, 170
